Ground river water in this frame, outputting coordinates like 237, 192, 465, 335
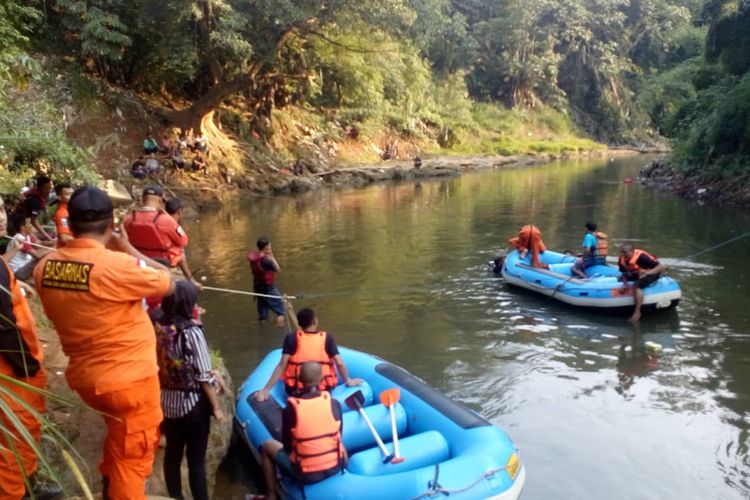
184, 155, 750, 499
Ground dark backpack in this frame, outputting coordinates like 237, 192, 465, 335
155, 322, 199, 391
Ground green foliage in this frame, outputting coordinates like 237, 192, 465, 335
668, 0, 750, 177
672, 73, 750, 177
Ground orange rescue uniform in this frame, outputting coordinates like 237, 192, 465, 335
509, 224, 547, 268
53, 202, 72, 248
288, 392, 345, 475
33, 238, 172, 500
0, 259, 46, 499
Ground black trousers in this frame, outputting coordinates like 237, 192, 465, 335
162, 395, 212, 500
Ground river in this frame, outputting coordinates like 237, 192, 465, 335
184, 155, 750, 499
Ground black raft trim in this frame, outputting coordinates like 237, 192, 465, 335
248, 393, 284, 442
374, 363, 490, 429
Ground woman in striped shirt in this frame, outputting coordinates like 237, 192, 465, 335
156, 280, 225, 500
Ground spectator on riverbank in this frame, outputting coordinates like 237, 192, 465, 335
144, 133, 159, 154
145, 154, 161, 176
160, 135, 174, 155
172, 149, 186, 173
131, 156, 147, 179
194, 133, 209, 156
192, 151, 207, 175
6, 215, 52, 280
155, 280, 226, 500
13, 175, 53, 241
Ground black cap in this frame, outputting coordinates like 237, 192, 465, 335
68, 187, 114, 222
143, 185, 164, 197
165, 197, 184, 215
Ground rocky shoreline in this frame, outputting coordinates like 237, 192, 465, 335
155, 148, 645, 211
639, 158, 750, 209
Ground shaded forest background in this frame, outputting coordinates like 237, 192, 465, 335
1, 0, 749, 188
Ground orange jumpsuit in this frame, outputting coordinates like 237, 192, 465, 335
53, 202, 72, 248
509, 225, 548, 268
0, 259, 46, 499
34, 238, 172, 500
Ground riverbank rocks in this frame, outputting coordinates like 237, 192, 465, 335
102, 179, 132, 205
640, 158, 750, 209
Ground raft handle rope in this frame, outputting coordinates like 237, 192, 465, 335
411, 462, 515, 499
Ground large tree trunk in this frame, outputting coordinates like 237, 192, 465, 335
163, 75, 253, 133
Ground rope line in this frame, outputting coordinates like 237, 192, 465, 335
685, 231, 750, 260
201, 285, 298, 300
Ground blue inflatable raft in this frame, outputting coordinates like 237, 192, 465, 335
498, 249, 681, 312
235, 347, 526, 499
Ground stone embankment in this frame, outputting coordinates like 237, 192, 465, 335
640, 159, 750, 209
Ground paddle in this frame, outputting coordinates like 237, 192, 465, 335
344, 390, 394, 464
379, 388, 405, 464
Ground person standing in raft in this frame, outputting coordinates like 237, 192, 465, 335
247, 237, 286, 327
34, 187, 175, 500
155, 280, 227, 500
618, 243, 666, 322
572, 222, 608, 278
509, 224, 548, 269
254, 308, 363, 401
259, 362, 347, 499
0, 258, 62, 499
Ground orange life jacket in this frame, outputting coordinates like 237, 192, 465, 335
288, 392, 344, 475
283, 331, 337, 392
595, 232, 608, 257
126, 210, 172, 261
619, 249, 656, 273
247, 251, 275, 286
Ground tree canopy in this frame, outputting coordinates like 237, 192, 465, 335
1, 0, 747, 178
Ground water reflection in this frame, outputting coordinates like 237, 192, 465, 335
186, 155, 750, 499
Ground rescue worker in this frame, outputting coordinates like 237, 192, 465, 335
247, 237, 285, 327
0, 258, 62, 499
254, 308, 362, 401
52, 182, 74, 248
509, 224, 548, 269
124, 186, 198, 285
572, 222, 608, 278
34, 187, 175, 500
13, 175, 53, 241
618, 243, 666, 322
259, 362, 347, 500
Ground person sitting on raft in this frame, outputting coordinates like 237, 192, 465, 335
618, 243, 666, 322
254, 308, 363, 401
509, 224, 548, 269
572, 222, 608, 278
259, 361, 348, 499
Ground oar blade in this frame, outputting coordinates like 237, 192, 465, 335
344, 390, 365, 411
379, 388, 400, 407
